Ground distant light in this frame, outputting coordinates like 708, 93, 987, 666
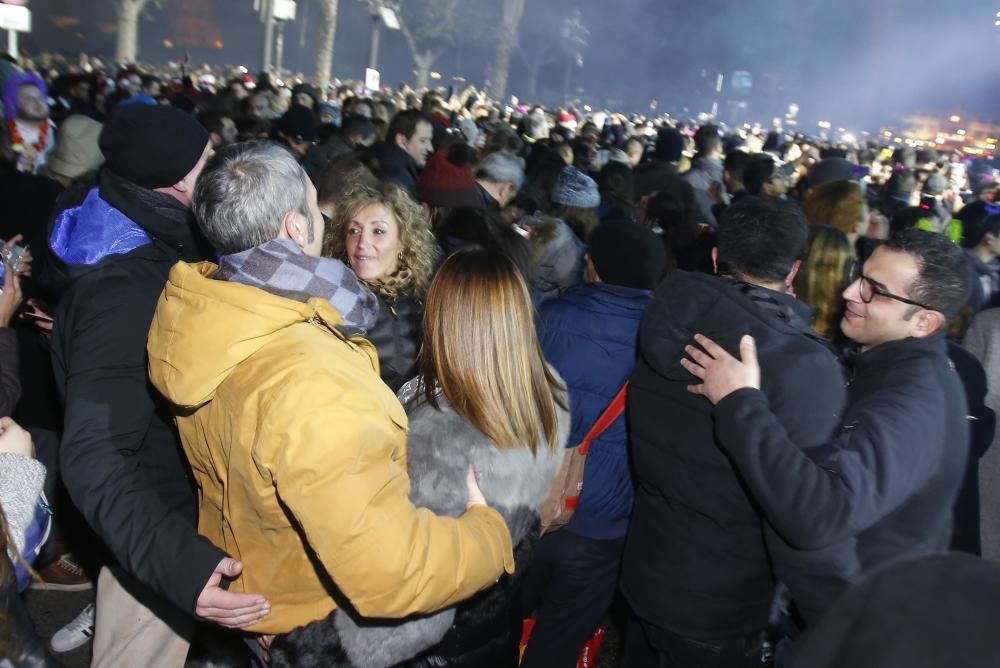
429, 71, 442, 80
987, 137, 997, 144
584, 105, 592, 112
936, 137, 945, 144
883, 130, 892, 138
817, 120, 832, 129
238, 66, 248, 74
957, 129, 967, 136
842, 133, 856, 143
950, 115, 961, 123
163, 39, 174, 48
893, 137, 902, 143
213, 40, 224, 49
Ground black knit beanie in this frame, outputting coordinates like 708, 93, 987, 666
99, 104, 209, 190
588, 222, 666, 290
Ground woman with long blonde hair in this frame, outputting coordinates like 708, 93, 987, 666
325, 181, 440, 390
271, 248, 569, 667
794, 224, 856, 340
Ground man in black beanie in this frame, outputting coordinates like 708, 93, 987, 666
522, 223, 665, 667
47, 104, 269, 667
634, 126, 686, 200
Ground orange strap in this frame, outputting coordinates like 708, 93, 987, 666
578, 382, 628, 456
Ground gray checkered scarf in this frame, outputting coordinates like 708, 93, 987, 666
215, 239, 379, 336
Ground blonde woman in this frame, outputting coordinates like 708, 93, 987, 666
325, 181, 440, 390
272, 248, 569, 667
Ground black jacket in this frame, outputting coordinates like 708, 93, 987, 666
632, 159, 679, 200
623, 271, 846, 639
367, 142, 420, 195
366, 293, 422, 392
713, 333, 969, 623
49, 171, 225, 615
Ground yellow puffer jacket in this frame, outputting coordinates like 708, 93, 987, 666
147, 262, 514, 634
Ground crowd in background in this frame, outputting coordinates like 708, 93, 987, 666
0, 49, 1000, 668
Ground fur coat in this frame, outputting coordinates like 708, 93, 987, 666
271, 375, 569, 667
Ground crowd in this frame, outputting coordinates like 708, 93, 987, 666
0, 49, 1000, 668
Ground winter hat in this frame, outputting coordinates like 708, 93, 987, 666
804, 157, 865, 189
416, 147, 480, 209
2, 71, 47, 120
588, 222, 666, 290
100, 104, 209, 190
41, 114, 104, 182
652, 127, 685, 162
922, 172, 948, 197
551, 166, 600, 209
292, 82, 320, 108
278, 104, 319, 143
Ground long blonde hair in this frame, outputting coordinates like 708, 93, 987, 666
795, 225, 855, 339
420, 248, 566, 454
325, 182, 440, 302
803, 180, 867, 237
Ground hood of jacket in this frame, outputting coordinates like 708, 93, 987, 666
640, 270, 825, 384
148, 260, 379, 410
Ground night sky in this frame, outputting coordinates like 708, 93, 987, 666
20, 0, 1000, 129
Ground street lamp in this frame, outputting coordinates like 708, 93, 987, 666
360, 0, 400, 73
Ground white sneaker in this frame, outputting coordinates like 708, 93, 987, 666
49, 603, 95, 653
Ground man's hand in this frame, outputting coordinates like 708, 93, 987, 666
0, 268, 22, 328
681, 333, 761, 405
196, 557, 271, 629
465, 467, 487, 511
0, 417, 33, 457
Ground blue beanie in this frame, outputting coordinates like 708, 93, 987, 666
551, 166, 600, 208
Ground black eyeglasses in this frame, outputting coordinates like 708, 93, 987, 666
855, 272, 932, 310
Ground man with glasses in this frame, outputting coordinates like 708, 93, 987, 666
682, 228, 973, 632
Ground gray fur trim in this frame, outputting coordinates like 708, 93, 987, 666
328, 372, 569, 666
336, 607, 454, 668
0, 453, 46, 558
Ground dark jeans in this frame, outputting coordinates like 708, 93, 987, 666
622, 614, 766, 668
519, 529, 624, 668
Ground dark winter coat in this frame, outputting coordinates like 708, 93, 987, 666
947, 343, 996, 555
271, 377, 569, 668
633, 159, 679, 200
368, 142, 420, 195
538, 282, 651, 540
48, 170, 225, 615
712, 333, 969, 624
622, 271, 847, 638
366, 292, 422, 393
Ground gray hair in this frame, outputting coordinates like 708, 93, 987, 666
475, 151, 525, 191
194, 141, 308, 254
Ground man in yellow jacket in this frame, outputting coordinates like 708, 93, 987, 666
146, 142, 514, 639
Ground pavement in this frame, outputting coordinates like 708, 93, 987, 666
27, 588, 623, 667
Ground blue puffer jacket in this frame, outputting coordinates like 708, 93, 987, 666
538, 282, 652, 540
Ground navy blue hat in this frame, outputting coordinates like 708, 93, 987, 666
551, 166, 600, 208
653, 127, 685, 162
588, 222, 666, 290
100, 104, 209, 190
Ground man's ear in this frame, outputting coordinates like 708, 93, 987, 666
280, 210, 305, 247
785, 259, 802, 288
910, 309, 946, 339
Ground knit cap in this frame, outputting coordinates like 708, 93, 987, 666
552, 166, 600, 208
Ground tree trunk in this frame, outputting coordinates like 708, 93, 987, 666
115, 0, 148, 63
489, 0, 525, 102
526, 63, 541, 99
315, 0, 339, 93
414, 52, 436, 90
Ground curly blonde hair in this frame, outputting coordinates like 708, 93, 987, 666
325, 182, 440, 302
